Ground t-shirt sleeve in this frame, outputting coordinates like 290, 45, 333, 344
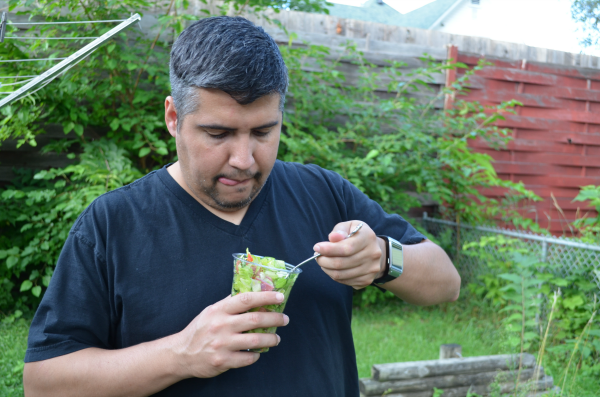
25, 229, 112, 362
340, 176, 426, 245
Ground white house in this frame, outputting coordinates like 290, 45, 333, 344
327, 0, 594, 55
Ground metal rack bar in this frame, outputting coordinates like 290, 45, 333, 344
8, 19, 127, 25
5, 36, 99, 40
0, 58, 67, 63
0, 13, 141, 108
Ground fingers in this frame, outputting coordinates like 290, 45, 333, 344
228, 349, 260, 368
314, 221, 374, 258
320, 260, 380, 287
231, 311, 290, 333
312, 221, 384, 288
320, 261, 377, 282
226, 351, 261, 369
228, 332, 282, 352
223, 291, 285, 315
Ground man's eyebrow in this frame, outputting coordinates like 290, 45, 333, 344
196, 124, 236, 132
196, 120, 279, 131
252, 120, 280, 130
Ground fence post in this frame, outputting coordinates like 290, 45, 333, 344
541, 240, 548, 262
439, 344, 462, 359
536, 240, 549, 327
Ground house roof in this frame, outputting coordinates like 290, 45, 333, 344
327, 0, 461, 29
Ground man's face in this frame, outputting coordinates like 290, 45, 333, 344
165, 88, 281, 212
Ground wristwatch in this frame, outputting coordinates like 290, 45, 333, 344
372, 236, 404, 285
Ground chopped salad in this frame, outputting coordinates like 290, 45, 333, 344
231, 249, 300, 351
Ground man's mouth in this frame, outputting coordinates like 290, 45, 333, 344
218, 177, 250, 186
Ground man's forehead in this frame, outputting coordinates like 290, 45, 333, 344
188, 88, 281, 112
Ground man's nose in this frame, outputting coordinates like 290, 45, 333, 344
229, 134, 256, 170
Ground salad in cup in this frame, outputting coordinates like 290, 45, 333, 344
231, 250, 302, 353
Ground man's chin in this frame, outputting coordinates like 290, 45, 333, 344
206, 187, 261, 211
208, 196, 254, 211
199, 178, 265, 212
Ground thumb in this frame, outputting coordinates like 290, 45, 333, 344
328, 230, 347, 243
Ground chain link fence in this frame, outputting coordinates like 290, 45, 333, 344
421, 213, 600, 290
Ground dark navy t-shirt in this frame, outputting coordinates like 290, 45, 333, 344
25, 160, 425, 396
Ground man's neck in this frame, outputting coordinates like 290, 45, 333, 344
167, 162, 249, 225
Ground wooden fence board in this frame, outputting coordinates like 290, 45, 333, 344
372, 353, 535, 381
360, 367, 544, 396
371, 376, 555, 397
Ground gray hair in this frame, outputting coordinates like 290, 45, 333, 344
169, 16, 288, 125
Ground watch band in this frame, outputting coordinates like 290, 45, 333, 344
373, 235, 404, 285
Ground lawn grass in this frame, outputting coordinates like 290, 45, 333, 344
351, 296, 600, 396
352, 298, 507, 379
0, 318, 29, 397
2, 298, 598, 396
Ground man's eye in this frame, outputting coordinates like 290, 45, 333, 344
253, 130, 270, 137
208, 131, 228, 139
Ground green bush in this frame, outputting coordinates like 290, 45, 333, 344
0, 1, 539, 312
0, 140, 141, 313
464, 235, 600, 383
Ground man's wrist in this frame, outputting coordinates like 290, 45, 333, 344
373, 236, 404, 285
376, 237, 387, 280
165, 332, 194, 381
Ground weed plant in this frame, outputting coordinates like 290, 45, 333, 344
462, 236, 600, 396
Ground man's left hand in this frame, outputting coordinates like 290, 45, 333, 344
313, 221, 384, 289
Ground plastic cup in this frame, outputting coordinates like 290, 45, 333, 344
231, 253, 302, 353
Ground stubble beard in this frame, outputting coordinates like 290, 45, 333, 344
199, 171, 264, 211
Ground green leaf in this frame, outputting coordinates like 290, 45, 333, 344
73, 124, 84, 137
6, 256, 18, 269
563, 295, 585, 310
365, 149, 379, 160
139, 147, 151, 158
63, 121, 75, 134
31, 286, 42, 297
110, 118, 120, 131
20, 280, 33, 292
523, 331, 538, 341
551, 278, 569, 287
33, 170, 48, 180
506, 313, 523, 323
498, 273, 522, 284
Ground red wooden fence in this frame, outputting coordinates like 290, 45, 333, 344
447, 45, 600, 235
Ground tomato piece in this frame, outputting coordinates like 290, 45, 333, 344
260, 280, 274, 291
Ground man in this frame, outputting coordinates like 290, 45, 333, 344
23, 16, 460, 396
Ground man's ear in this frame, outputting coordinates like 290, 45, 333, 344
165, 96, 178, 138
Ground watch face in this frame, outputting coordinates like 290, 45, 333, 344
388, 238, 403, 278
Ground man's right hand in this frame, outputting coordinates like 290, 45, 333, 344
24, 291, 289, 397
173, 291, 289, 379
